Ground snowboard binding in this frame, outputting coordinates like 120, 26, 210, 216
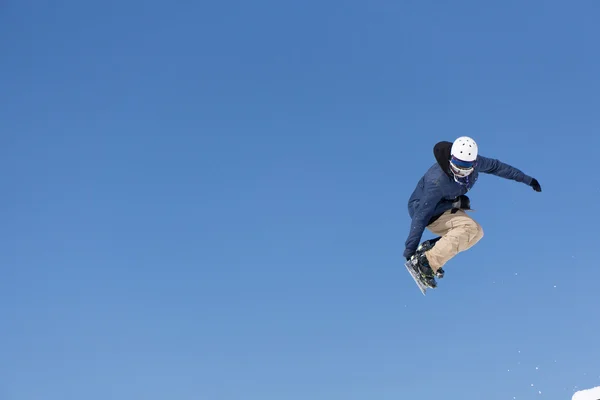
404, 237, 445, 295
417, 237, 444, 279
409, 251, 437, 289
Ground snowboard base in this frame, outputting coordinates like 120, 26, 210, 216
404, 237, 442, 295
404, 259, 429, 296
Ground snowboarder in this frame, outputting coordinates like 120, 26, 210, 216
404, 136, 542, 289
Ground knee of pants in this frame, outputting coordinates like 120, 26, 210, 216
471, 221, 484, 244
456, 219, 483, 245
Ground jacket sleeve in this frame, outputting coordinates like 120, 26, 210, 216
477, 155, 533, 185
404, 182, 443, 259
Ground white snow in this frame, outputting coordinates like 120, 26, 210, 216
572, 386, 600, 400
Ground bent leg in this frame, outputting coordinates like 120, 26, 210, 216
424, 210, 484, 272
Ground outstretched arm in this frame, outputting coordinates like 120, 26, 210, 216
477, 155, 541, 191
403, 183, 443, 259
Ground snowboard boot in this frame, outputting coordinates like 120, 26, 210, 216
417, 237, 445, 279
410, 250, 437, 289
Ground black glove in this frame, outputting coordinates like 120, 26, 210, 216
451, 195, 471, 213
530, 178, 541, 192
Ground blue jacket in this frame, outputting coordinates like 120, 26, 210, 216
403, 142, 534, 259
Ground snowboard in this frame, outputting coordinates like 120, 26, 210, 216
405, 258, 429, 295
404, 237, 442, 296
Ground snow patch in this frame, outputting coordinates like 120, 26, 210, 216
572, 386, 600, 400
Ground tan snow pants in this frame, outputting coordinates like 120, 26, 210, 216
425, 209, 484, 272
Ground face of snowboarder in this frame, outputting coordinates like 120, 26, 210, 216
449, 155, 474, 178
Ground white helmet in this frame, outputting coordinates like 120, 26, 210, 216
450, 136, 478, 178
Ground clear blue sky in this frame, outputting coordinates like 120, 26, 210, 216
1, 1, 599, 399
